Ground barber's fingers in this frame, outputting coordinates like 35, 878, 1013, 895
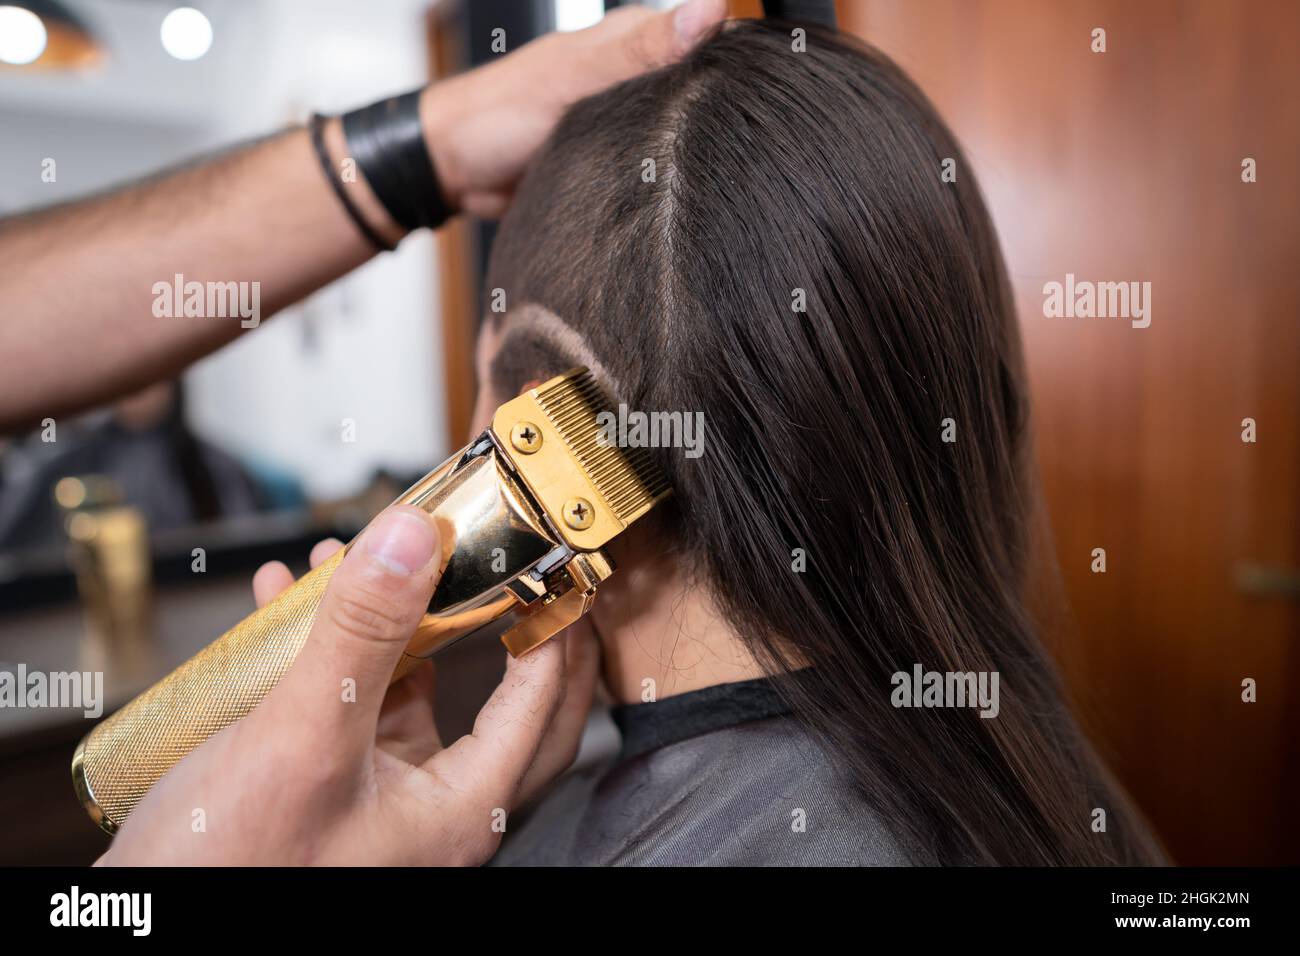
252, 561, 294, 608
251, 538, 345, 608
271, 506, 443, 754
376, 660, 442, 765
254, 533, 441, 765
310, 537, 344, 568
516, 620, 601, 805
598, 0, 725, 75
426, 634, 568, 812
460, 190, 512, 220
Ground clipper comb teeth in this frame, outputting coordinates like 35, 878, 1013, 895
492, 368, 672, 552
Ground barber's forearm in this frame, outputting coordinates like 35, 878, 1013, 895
0, 117, 403, 433
0, 1, 726, 435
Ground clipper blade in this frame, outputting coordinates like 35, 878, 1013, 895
492, 368, 671, 551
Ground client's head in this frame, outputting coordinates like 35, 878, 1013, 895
472, 21, 1158, 865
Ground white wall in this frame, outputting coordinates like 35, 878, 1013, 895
0, 0, 447, 500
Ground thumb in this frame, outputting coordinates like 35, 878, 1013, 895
608, 0, 725, 73
276, 506, 443, 752
668, 0, 727, 57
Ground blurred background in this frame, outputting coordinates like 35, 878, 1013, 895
0, 0, 1295, 865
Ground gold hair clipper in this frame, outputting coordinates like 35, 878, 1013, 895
73, 368, 669, 833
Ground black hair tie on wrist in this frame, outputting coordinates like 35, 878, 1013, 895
309, 113, 396, 254
341, 89, 454, 234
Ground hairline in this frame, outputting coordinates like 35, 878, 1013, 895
486, 301, 625, 401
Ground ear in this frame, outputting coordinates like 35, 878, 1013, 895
519, 378, 544, 395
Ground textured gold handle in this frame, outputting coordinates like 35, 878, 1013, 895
73, 548, 399, 833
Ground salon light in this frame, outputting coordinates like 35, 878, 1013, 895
554, 0, 604, 32
160, 6, 212, 61
0, 5, 48, 65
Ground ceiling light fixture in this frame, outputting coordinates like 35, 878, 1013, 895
160, 6, 212, 61
0, 1, 104, 70
0, 5, 48, 65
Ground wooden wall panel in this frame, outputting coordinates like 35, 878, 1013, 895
836, 0, 1300, 863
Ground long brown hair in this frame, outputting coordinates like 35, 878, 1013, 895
484, 21, 1161, 865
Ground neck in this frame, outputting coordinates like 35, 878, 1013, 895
587, 527, 765, 705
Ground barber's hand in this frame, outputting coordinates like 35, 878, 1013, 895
98, 506, 600, 866
422, 0, 725, 218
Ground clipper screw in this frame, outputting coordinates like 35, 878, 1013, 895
563, 497, 595, 530
510, 421, 542, 454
